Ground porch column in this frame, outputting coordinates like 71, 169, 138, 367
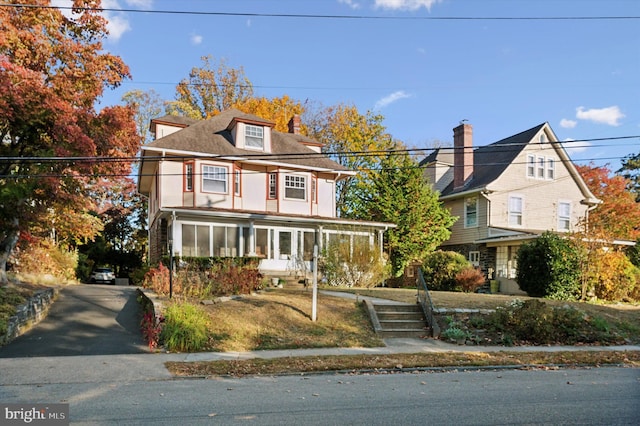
247, 220, 256, 256
317, 225, 323, 252
378, 229, 384, 258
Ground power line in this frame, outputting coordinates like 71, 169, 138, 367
1, 3, 638, 21
1, 134, 638, 164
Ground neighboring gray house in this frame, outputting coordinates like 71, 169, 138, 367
137, 109, 395, 277
422, 122, 600, 293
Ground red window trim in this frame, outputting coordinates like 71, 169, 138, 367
267, 172, 278, 200
184, 161, 194, 192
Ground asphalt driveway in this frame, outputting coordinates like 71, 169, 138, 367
0, 284, 148, 358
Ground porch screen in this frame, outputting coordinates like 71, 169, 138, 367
303, 231, 315, 261
213, 226, 238, 257
255, 228, 268, 257
279, 231, 292, 259
182, 224, 210, 257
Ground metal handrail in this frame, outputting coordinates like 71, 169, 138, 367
416, 268, 440, 337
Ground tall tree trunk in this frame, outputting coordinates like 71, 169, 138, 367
0, 218, 20, 286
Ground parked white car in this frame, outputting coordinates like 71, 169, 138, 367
90, 268, 115, 284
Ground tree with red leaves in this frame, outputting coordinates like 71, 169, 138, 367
576, 163, 640, 241
0, 1, 140, 284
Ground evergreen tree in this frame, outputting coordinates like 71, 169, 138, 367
366, 150, 457, 276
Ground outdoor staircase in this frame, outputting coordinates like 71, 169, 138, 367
365, 301, 431, 338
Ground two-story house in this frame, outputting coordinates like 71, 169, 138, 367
422, 122, 600, 293
137, 109, 395, 277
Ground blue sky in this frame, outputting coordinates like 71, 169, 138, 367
66, 0, 639, 172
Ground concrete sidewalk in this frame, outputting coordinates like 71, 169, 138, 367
1, 339, 638, 386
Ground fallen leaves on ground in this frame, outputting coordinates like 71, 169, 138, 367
166, 350, 640, 378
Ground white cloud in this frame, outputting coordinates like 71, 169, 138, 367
576, 106, 625, 126
338, 0, 362, 9
105, 13, 131, 41
560, 119, 577, 129
190, 33, 203, 45
562, 138, 591, 156
374, 0, 444, 11
51, 0, 142, 42
374, 90, 412, 109
52, 0, 154, 42
125, 0, 153, 8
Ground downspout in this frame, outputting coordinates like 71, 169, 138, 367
584, 203, 598, 234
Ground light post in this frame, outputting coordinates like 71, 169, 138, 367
168, 238, 174, 299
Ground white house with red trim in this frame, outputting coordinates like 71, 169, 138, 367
137, 109, 394, 277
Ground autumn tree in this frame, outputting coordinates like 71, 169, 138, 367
305, 104, 397, 218
0, 1, 140, 284
576, 163, 640, 241
232, 95, 305, 133
365, 150, 456, 276
122, 89, 165, 144
166, 55, 254, 119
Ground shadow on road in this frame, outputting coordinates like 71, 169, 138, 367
0, 284, 148, 358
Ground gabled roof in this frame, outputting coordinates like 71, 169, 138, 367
149, 114, 199, 132
144, 109, 350, 171
139, 109, 352, 193
427, 122, 599, 205
456, 123, 546, 193
419, 124, 546, 183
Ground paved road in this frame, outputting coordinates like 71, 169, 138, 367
1, 367, 638, 425
0, 284, 147, 358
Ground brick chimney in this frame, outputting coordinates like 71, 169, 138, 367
453, 122, 473, 189
287, 114, 301, 134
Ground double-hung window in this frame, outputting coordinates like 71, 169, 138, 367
537, 157, 545, 178
526, 155, 535, 178
547, 158, 555, 180
245, 125, 264, 149
558, 201, 571, 231
284, 175, 306, 200
465, 197, 478, 228
268, 172, 277, 199
184, 162, 194, 192
509, 196, 523, 226
202, 165, 227, 193
311, 176, 317, 203
234, 169, 241, 196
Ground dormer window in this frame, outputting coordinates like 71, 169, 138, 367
245, 125, 264, 150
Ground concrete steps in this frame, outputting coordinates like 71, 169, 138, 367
366, 302, 430, 338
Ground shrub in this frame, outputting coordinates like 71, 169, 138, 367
140, 312, 163, 350
13, 238, 78, 282
455, 267, 486, 293
175, 258, 263, 297
321, 238, 389, 288
590, 250, 639, 302
142, 263, 175, 295
516, 232, 584, 300
161, 302, 210, 352
484, 299, 619, 345
422, 250, 469, 291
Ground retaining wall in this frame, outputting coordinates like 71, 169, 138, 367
1, 287, 57, 346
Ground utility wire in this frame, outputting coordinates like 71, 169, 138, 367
1, 3, 638, 21
1, 135, 638, 164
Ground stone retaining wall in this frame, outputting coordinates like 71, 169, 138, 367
1, 287, 57, 346
136, 288, 164, 319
